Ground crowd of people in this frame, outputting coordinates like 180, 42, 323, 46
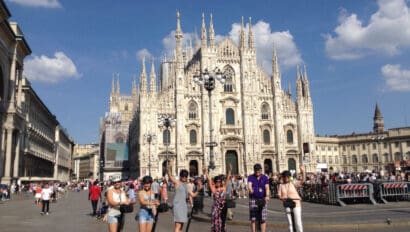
77, 162, 306, 232
5, 165, 404, 232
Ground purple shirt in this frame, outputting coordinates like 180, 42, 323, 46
248, 174, 269, 199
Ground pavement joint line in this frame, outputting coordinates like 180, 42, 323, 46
192, 214, 410, 229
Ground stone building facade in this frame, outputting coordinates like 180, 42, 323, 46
315, 104, 410, 174
0, 1, 74, 184
73, 143, 99, 181
99, 76, 137, 180
128, 13, 316, 178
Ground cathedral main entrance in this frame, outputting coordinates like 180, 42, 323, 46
225, 150, 238, 175
264, 159, 272, 175
189, 160, 198, 177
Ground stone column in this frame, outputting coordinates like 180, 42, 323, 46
0, 128, 5, 177
7, 43, 18, 111
3, 129, 13, 183
13, 133, 21, 178
16, 68, 23, 109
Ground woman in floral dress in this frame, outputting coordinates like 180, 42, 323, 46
204, 164, 232, 232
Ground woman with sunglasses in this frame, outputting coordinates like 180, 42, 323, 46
106, 178, 130, 232
204, 164, 232, 232
167, 161, 202, 232
137, 176, 159, 232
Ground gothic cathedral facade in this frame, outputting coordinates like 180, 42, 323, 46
128, 12, 316, 178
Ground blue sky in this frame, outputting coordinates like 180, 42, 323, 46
6, 0, 410, 144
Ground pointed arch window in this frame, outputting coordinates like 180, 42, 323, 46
188, 101, 198, 119
163, 129, 170, 145
223, 66, 235, 92
286, 130, 293, 144
189, 130, 197, 145
226, 108, 235, 125
125, 104, 129, 111
261, 103, 270, 120
263, 130, 270, 145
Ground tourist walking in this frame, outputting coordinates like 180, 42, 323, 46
137, 176, 159, 232
167, 161, 202, 232
89, 180, 102, 216
34, 184, 42, 204
248, 164, 270, 232
278, 165, 306, 232
204, 164, 232, 232
41, 183, 53, 215
106, 177, 130, 232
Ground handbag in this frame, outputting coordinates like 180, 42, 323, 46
283, 199, 296, 209
120, 204, 134, 213
157, 202, 169, 212
225, 199, 236, 208
255, 198, 266, 208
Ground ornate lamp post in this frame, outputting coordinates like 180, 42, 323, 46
158, 114, 176, 171
194, 68, 225, 170
144, 134, 156, 176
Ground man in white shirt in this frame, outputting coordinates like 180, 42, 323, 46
41, 183, 53, 215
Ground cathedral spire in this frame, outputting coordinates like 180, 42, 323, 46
116, 74, 120, 95
175, 10, 183, 65
111, 75, 115, 95
132, 74, 137, 96
296, 65, 303, 100
194, 27, 200, 51
209, 14, 215, 48
302, 64, 311, 99
140, 56, 147, 93
248, 17, 254, 50
150, 58, 156, 93
373, 102, 384, 133
201, 13, 207, 48
239, 16, 245, 50
272, 43, 281, 90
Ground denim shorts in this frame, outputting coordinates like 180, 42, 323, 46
138, 208, 154, 223
107, 215, 120, 224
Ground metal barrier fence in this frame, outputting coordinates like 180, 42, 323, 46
272, 181, 410, 206
379, 182, 409, 203
336, 183, 377, 206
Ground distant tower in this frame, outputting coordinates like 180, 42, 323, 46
373, 103, 384, 133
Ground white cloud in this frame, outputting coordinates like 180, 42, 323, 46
136, 49, 153, 61
8, 0, 62, 8
325, 0, 410, 60
160, 20, 302, 74
381, 64, 410, 91
228, 20, 302, 73
24, 52, 81, 83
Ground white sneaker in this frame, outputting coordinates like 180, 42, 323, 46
244, 196, 247, 199
46, 212, 49, 215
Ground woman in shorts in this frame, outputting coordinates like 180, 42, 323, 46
137, 176, 159, 232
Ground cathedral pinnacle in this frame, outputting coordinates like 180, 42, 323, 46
201, 13, 207, 48
111, 75, 115, 95
209, 14, 215, 48
175, 10, 182, 39
150, 58, 156, 92
248, 17, 254, 50
116, 74, 120, 95
140, 56, 147, 93
239, 16, 245, 49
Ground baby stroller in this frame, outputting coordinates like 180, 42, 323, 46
97, 201, 108, 220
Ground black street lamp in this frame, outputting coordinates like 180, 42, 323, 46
194, 68, 225, 170
158, 114, 176, 171
144, 134, 156, 176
